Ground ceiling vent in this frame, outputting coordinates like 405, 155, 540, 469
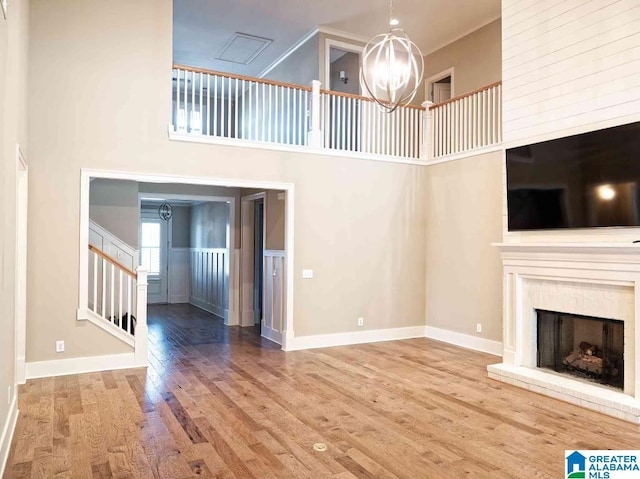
216, 33, 272, 65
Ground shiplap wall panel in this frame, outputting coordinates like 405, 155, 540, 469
502, 0, 640, 147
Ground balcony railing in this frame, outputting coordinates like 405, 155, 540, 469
171, 65, 502, 163
427, 81, 502, 160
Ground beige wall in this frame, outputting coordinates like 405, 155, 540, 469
425, 151, 503, 342
89, 178, 139, 247
265, 190, 285, 250
27, 0, 427, 362
0, 0, 28, 443
424, 19, 501, 101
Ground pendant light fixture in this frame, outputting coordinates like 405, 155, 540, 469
360, 0, 424, 113
158, 201, 173, 221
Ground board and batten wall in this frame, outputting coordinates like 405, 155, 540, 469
502, 0, 640, 243
189, 202, 230, 319
502, 0, 640, 147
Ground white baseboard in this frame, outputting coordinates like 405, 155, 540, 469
170, 294, 189, 304
425, 326, 503, 356
226, 308, 239, 326
261, 327, 282, 345
16, 356, 25, 385
0, 393, 18, 478
285, 325, 426, 351
25, 352, 138, 380
240, 310, 255, 327
189, 298, 227, 321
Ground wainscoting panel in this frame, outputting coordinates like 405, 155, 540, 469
263, 251, 285, 344
189, 248, 229, 319
169, 248, 190, 303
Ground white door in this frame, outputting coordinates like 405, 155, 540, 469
140, 215, 168, 304
433, 83, 452, 103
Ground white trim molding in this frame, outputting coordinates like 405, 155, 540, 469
25, 352, 138, 380
425, 326, 503, 356
425, 67, 455, 103
424, 144, 503, 167
285, 325, 426, 351
0, 393, 18, 478
80, 169, 296, 351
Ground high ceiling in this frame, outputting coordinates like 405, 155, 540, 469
173, 0, 501, 78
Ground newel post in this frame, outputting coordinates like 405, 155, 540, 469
135, 267, 148, 367
420, 100, 434, 161
309, 80, 322, 148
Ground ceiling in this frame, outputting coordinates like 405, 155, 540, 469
173, 0, 501, 78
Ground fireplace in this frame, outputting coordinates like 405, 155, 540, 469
537, 310, 624, 390
488, 243, 640, 424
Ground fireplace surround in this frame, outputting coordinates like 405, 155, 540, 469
488, 243, 640, 423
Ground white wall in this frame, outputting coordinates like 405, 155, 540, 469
502, 0, 640, 148
0, 0, 28, 473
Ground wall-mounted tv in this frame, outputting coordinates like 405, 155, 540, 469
506, 121, 640, 231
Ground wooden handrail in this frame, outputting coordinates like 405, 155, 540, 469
173, 64, 313, 92
320, 88, 426, 111
430, 81, 502, 110
88, 244, 137, 279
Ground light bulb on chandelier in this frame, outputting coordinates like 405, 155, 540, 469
360, 0, 424, 113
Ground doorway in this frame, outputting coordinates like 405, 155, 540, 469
253, 198, 264, 325
80, 171, 294, 350
426, 68, 455, 104
140, 211, 169, 304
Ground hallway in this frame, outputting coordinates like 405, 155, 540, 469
4, 305, 640, 478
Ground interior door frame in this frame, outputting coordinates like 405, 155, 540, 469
324, 38, 364, 93
15, 145, 28, 385
79, 170, 295, 350
240, 192, 266, 328
425, 67, 455, 103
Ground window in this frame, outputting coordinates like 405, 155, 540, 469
140, 221, 161, 275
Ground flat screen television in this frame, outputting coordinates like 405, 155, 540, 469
506, 121, 640, 231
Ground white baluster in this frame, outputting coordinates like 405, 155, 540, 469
110, 263, 115, 321
101, 257, 106, 318
227, 77, 232, 138
118, 270, 123, 326
234, 78, 239, 139
127, 275, 132, 334
206, 74, 210, 136
241, 79, 245, 140
213, 75, 218, 136
92, 253, 98, 313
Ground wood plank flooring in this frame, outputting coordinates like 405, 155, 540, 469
4, 304, 640, 478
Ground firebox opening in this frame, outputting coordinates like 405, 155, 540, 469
536, 309, 624, 390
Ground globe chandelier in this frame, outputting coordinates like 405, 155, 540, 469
360, 0, 424, 113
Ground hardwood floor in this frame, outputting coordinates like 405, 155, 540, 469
4, 304, 640, 478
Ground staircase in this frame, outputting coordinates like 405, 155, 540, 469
85, 230, 148, 367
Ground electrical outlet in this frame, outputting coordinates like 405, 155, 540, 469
358, 317, 364, 327
56, 340, 65, 353
476, 323, 482, 334
302, 269, 314, 279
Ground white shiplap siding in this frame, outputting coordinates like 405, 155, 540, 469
502, 0, 640, 147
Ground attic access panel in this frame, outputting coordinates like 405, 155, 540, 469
216, 32, 272, 65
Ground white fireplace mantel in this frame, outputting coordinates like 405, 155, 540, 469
488, 242, 640, 423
